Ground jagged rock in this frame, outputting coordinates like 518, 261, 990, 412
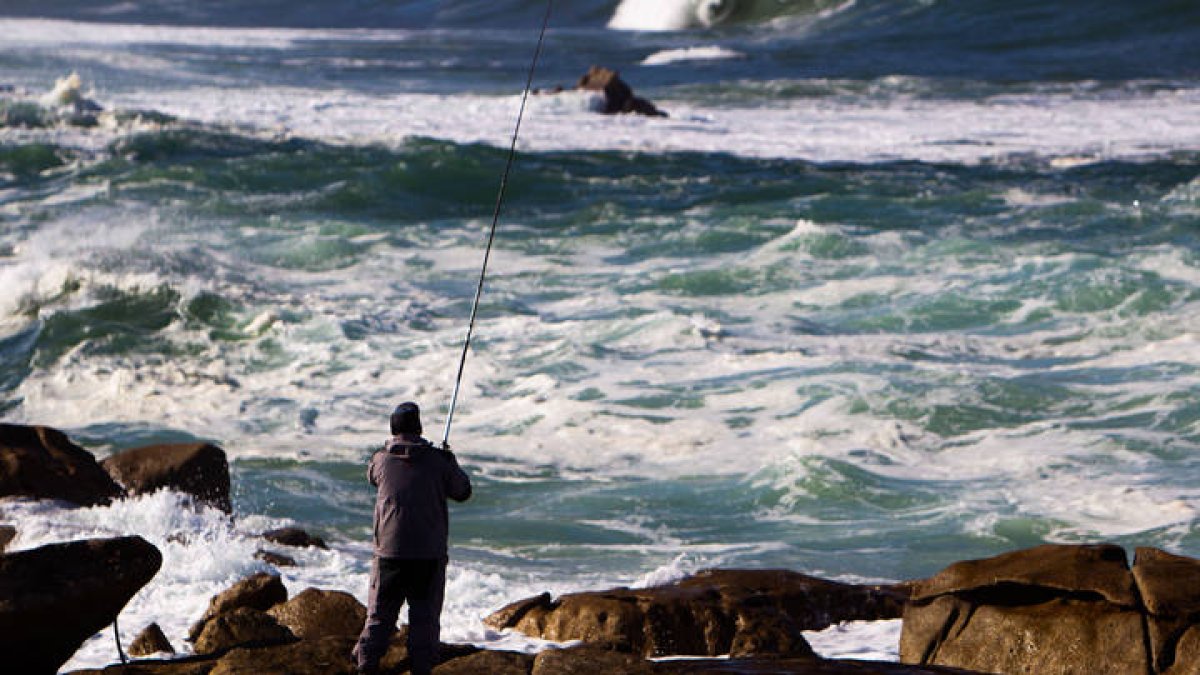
129, 622, 175, 657
266, 587, 366, 640
488, 568, 905, 657
255, 549, 297, 567
1135, 547, 1200, 672
910, 542, 1137, 606
194, 607, 295, 654
533, 645, 652, 674
900, 543, 1148, 674
0, 423, 125, 506
261, 527, 328, 550
728, 607, 815, 658
0, 525, 15, 553
576, 66, 666, 117
0, 536, 162, 674
188, 572, 287, 642
101, 443, 231, 513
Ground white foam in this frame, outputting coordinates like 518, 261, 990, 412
804, 619, 901, 661
609, 0, 720, 31
642, 46, 745, 66
93, 82, 1200, 166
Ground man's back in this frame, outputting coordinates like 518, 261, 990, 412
369, 437, 472, 559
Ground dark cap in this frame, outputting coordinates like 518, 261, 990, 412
390, 401, 422, 436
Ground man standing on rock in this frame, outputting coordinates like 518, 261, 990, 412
353, 402, 472, 675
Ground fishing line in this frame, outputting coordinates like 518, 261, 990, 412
441, 0, 553, 447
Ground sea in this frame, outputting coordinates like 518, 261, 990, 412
0, 0, 1198, 670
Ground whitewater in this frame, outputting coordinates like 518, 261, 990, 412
1, 0, 1199, 671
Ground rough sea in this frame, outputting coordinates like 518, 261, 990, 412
1, 0, 1198, 670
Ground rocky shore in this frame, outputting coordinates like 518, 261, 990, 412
5, 422, 1200, 674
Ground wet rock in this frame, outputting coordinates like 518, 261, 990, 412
1134, 547, 1200, 672
488, 568, 905, 657
0, 423, 125, 506
267, 587, 366, 640
188, 572, 287, 642
0, 525, 15, 553
101, 442, 231, 513
900, 543, 1148, 674
438, 648, 533, 674
261, 526, 328, 550
652, 658, 978, 673
255, 549, 297, 567
533, 644, 652, 674
208, 635, 357, 675
129, 622, 175, 657
0, 536, 162, 674
576, 66, 666, 117
193, 607, 296, 655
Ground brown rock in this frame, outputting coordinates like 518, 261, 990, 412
194, 607, 296, 654
437, 649, 533, 674
492, 568, 903, 658
910, 543, 1137, 607
209, 635, 357, 675
255, 549, 297, 567
901, 543, 1150, 675
0, 423, 124, 506
189, 572, 288, 641
1170, 624, 1200, 675
1134, 548, 1200, 672
1135, 547, 1200, 617
0, 536, 162, 674
728, 608, 814, 658
129, 622, 175, 657
261, 526, 328, 550
576, 66, 666, 117
652, 657, 975, 673
485, 591, 551, 631
0, 524, 15, 553
533, 645, 652, 674
267, 587, 366, 640
101, 443, 231, 513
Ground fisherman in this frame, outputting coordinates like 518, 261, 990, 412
352, 402, 472, 675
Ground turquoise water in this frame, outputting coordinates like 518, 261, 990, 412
1, 0, 1199, 668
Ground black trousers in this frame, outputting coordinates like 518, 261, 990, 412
353, 556, 446, 675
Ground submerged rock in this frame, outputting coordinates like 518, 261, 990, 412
488, 568, 906, 658
0, 536, 162, 674
261, 526, 328, 550
576, 65, 666, 117
0, 423, 125, 506
255, 549, 297, 567
101, 442, 231, 513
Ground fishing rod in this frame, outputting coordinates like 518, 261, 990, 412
441, 0, 553, 448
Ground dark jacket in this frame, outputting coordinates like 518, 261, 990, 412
369, 435, 472, 559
